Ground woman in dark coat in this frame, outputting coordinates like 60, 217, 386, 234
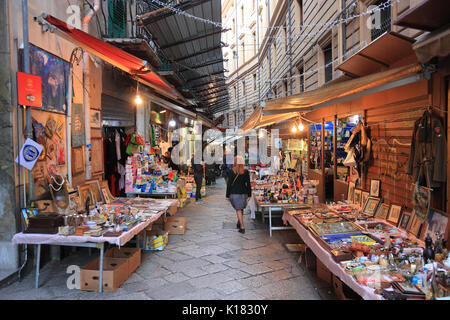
226, 156, 252, 234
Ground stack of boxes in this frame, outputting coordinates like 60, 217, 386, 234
301, 180, 319, 204
125, 156, 137, 193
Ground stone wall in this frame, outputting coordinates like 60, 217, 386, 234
0, 0, 19, 271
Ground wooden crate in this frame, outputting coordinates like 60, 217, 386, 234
332, 274, 361, 300
316, 257, 332, 285
81, 257, 128, 292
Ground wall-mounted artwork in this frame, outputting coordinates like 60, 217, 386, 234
21, 44, 70, 114
90, 137, 104, 175
72, 103, 85, 148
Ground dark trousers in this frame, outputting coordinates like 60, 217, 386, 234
194, 174, 203, 200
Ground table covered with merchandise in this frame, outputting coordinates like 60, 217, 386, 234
282, 202, 450, 300
12, 198, 178, 292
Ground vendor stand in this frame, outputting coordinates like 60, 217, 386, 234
282, 201, 449, 300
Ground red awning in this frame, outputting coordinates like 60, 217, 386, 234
43, 14, 186, 104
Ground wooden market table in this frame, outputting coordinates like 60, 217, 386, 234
282, 211, 385, 300
11, 208, 168, 293
257, 202, 307, 237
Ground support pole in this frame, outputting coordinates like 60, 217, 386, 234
22, 0, 33, 199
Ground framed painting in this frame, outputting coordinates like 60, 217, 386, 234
353, 189, 362, 207
72, 103, 85, 148
78, 184, 95, 210
69, 192, 81, 212
21, 44, 69, 114
361, 191, 369, 209
362, 197, 381, 217
398, 210, 412, 230
407, 211, 423, 238
375, 203, 390, 220
387, 204, 402, 225
90, 137, 104, 175
90, 110, 101, 128
420, 208, 449, 242
100, 180, 115, 203
71, 146, 85, 176
84, 180, 104, 204
370, 179, 380, 197
347, 182, 355, 204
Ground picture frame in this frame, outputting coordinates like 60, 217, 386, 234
407, 210, 423, 238
370, 179, 380, 197
353, 189, 362, 207
361, 191, 369, 209
362, 197, 381, 216
90, 137, 104, 175
100, 180, 115, 203
375, 203, 390, 220
387, 204, 402, 225
72, 146, 85, 176
90, 110, 101, 128
21, 208, 38, 229
398, 210, 412, 230
84, 180, 104, 204
347, 181, 355, 204
77, 184, 95, 210
68, 192, 81, 212
420, 208, 449, 243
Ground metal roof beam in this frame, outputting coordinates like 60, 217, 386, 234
158, 28, 230, 50
178, 59, 227, 72
192, 79, 226, 89
138, 0, 214, 25
195, 87, 229, 96
186, 70, 226, 82
202, 92, 229, 101
174, 44, 226, 62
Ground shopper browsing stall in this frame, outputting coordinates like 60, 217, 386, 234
226, 156, 252, 234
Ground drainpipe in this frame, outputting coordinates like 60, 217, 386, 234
82, 0, 100, 179
22, 0, 33, 199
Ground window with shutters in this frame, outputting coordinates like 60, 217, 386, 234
108, 0, 127, 38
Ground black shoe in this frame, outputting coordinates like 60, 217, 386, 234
236, 221, 240, 229
238, 228, 245, 234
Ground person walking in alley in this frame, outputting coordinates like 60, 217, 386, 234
191, 155, 205, 203
226, 156, 252, 234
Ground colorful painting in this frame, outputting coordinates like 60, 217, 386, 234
72, 103, 85, 148
22, 44, 69, 114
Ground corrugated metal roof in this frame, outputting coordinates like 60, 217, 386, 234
138, 0, 229, 116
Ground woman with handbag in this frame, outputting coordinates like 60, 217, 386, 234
226, 156, 252, 234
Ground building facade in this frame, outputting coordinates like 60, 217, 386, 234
219, 0, 426, 128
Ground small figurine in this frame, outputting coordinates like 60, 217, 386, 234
423, 234, 435, 264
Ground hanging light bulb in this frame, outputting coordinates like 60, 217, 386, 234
298, 121, 304, 132
291, 124, 297, 133
135, 81, 142, 105
135, 95, 143, 105
169, 119, 176, 127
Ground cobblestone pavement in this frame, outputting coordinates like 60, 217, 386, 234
0, 178, 335, 300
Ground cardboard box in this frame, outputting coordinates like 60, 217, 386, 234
105, 247, 141, 277
164, 217, 186, 235
81, 257, 128, 291
145, 229, 169, 250
167, 202, 178, 216
316, 257, 332, 285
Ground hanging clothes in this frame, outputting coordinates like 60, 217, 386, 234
115, 130, 121, 161
407, 109, 447, 188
